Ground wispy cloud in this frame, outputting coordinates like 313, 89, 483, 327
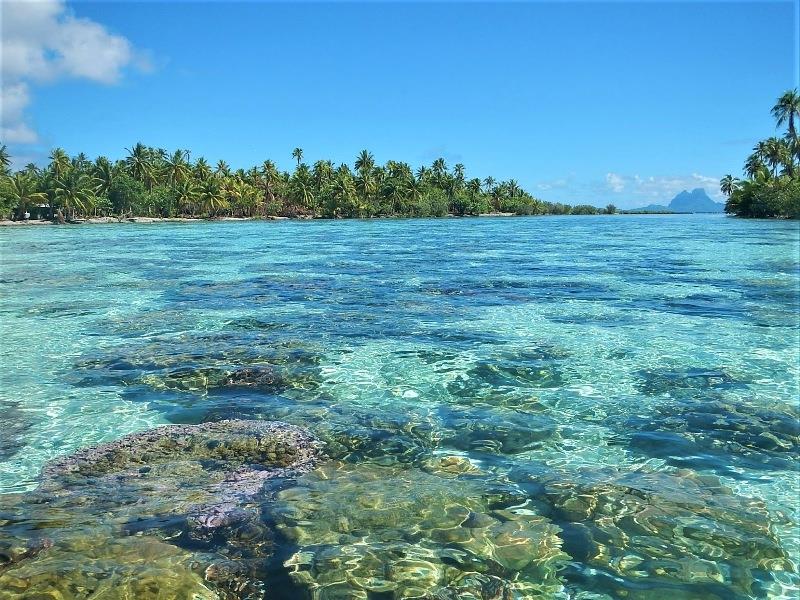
605, 172, 625, 193
604, 172, 723, 202
0, 82, 37, 144
533, 171, 724, 208
1, 0, 148, 149
536, 176, 572, 192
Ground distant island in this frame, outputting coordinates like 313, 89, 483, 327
1, 92, 794, 224
720, 90, 799, 219
0, 145, 624, 223
625, 188, 725, 214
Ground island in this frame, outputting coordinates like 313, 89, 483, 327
720, 89, 800, 218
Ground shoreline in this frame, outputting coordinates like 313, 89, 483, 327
0, 212, 728, 228
0, 216, 281, 227
0, 213, 520, 227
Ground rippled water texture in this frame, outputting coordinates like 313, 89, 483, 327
1, 215, 798, 599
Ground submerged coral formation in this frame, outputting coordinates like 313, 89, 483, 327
275, 461, 567, 599
40, 419, 324, 540
0, 401, 32, 462
438, 405, 557, 454
0, 535, 219, 600
523, 467, 794, 599
44, 419, 321, 480
1, 420, 324, 599
627, 396, 800, 473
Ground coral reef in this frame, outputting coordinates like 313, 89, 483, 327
528, 467, 793, 598
1, 420, 325, 599
275, 461, 567, 599
0, 535, 219, 600
627, 396, 799, 473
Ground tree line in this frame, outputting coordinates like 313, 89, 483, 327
720, 90, 800, 218
0, 145, 618, 221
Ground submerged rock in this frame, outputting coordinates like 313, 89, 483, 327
42, 420, 323, 531
138, 363, 319, 393
447, 347, 569, 401
438, 405, 557, 454
0, 535, 219, 600
275, 461, 566, 599
532, 467, 793, 598
635, 367, 741, 396
421, 454, 483, 477
627, 397, 799, 473
0, 420, 325, 599
0, 401, 32, 462
44, 419, 321, 479
73, 339, 324, 395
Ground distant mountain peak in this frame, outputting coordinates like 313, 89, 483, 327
668, 188, 724, 213
626, 187, 725, 213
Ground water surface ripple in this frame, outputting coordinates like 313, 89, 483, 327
0, 215, 798, 599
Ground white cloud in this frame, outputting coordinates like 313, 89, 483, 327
603, 172, 724, 204
606, 172, 625, 193
1, 0, 143, 148
536, 177, 569, 191
0, 82, 37, 143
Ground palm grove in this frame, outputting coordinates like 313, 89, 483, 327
0, 145, 616, 221
720, 90, 800, 218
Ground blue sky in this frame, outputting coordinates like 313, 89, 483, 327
2, 1, 797, 207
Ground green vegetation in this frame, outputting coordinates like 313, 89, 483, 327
721, 90, 800, 219
0, 145, 617, 221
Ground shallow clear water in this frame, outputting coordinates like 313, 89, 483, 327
0, 215, 798, 599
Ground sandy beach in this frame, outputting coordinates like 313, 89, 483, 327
0, 216, 293, 227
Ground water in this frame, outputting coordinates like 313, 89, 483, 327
0, 215, 798, 599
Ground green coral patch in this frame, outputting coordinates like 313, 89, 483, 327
275, 461, 567, 599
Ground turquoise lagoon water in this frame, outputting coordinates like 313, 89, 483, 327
0, 215, 798, 599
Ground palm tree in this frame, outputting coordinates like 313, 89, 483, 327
355, 150, 375, 175
166, 150, 190, 186
467, 177, 482, 198
6, 173, 47, 218
719, 174, 740, 197
355, 169, 377, 212
328, 168, 358, 217
194, 158, 212, 181
49, 148, 70, 181
312, 160, 334, 191
93, 157, 114, 196
290, 163, 314, 213
215, 160, 230, 178
381, 176, 410, 215
224, 178, 258, 216
292, 147, 304, 167
751, 140, 769, 160
175, 179, 198, 216
54, 169, 95, 219
0, 144, 11, 176
744, 153, 767, 179
73, 152, 90, 171
260, 160, 280, 206
453, 163, 465, 183
406, 177, 423, 214
197, 179, 228, 217
125, 143, 153, 187
431, 158, 447, 179
763, 137, 789, 177
506, 179, 521, 198
483, 176, 495, 193
772, 89, 800, 140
